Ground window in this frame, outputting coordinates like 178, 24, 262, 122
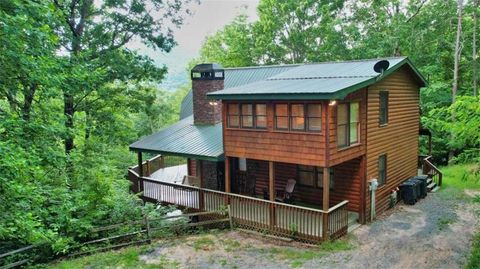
228, 103, 267, 129
317, 168, 335, 189
379, 91, 388, 125
275, 104, 289, 130
290, 104, 305, 130
241, 104, 253, 128
255, 104, 267, 129
307, 104, 322, 131
297, 165, 334, 189
378, 154, 387, 186
337, 102, 360, 147
275, 103, 322, 132
227, 104, 240, 128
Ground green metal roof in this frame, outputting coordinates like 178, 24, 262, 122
129, 116, 223, 161
208, 57, 427, 100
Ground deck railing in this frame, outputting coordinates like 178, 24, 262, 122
128, 168, 349, 243
422, 155, 443, 187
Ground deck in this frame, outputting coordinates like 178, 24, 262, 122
129, 167, 350, 243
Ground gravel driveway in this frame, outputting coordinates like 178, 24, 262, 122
140, 187, 479, 269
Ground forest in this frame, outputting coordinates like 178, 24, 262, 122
0, 0, 479, 260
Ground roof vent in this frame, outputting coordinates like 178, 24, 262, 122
373, 60, 390, 74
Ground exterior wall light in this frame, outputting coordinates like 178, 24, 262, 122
329, 100, 337, 106
209, 101, 219, 106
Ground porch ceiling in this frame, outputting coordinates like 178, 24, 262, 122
129, 116, 224, 161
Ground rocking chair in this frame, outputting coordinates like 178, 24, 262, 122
275, 179, 296, 204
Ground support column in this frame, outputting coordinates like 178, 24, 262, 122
269, 161, 276, 228
269, 161, 275, 201
197, 160, 204, 210
224, 157, 231, 193
137, 152, 144, 193
322, 167, 330, 239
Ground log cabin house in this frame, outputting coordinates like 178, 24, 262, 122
128, 57, 442, 243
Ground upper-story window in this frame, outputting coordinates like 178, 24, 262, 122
227, 103, 267, 129
379, 91, 389, 125
337, 102, 360, 148
275, 103, 322, 132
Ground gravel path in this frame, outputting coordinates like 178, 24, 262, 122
140, 187, 479, 269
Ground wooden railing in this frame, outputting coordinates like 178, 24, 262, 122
128, 168, 349, 243
422, 155, 443, 187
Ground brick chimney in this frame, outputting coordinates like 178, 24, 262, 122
191, 63, 224, 125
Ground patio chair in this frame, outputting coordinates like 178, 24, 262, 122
182, 175, 201, 187
275, 179, 296, 203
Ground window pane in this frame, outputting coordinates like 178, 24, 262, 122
291, 117, 305, 130
350, 122, 358, 144
298, 165, 315, 187
316, 169, 335, 189
337, 103, 348, 125
228, 116, 239, 127
291, 104, 304, 116
337, 124, 348, 147
275, 104, 288, 116
239, 158, 247, 171
242, 116, 253, 127
228, 104, 239, 115
308, 117, 321, 131
256, 116, 267, 128
276, 116, 288, 129
350, 102, 359, 122
242, 104, 253, 115
308, 104, 321, 117
379, 92, 388, 124
256, 104, 267, 116
378, 155, 386, 185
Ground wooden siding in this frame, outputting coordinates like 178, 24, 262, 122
235, 158, 362, 212
223, 101, 327, 166
365, 66, 420, 220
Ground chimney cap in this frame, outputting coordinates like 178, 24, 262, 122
191, 63, 224, 80
192, 63, 223, 72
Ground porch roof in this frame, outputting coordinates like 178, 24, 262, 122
207, 57, 427, 101
129, 116, 223, 161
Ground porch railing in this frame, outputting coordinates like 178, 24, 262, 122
422, 155, 443, 187
128, 168, 349, 243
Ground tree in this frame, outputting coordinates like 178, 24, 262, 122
253, 0, 347, 64
453, 0, 464, 103
51, 0, 191, 155
197, 14, 256, 68
473, 0, 478, 96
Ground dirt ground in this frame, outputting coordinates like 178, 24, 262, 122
139, 187, 480, 269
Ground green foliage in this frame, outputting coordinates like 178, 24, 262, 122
466, 232, 480, 269
440, 164, 480, 190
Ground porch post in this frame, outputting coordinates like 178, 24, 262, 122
269, 161, 275, 201
269, 161, 276, 228
225, 157, 231, 193
197, 159, 204, 210
137, 151, 144, 193
322, 167, 330, 239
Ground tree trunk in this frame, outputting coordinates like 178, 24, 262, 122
64, 91, 75, 154
452, 0, 463, 103
22, 83, 37, 121
474, 0, 478, 96
449, 0, 464, 163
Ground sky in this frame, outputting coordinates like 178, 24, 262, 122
129, 0, 259, 90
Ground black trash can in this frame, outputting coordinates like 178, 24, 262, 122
407, 179, 422, 199
411, 176, 428, 198
399, 181, 417, 205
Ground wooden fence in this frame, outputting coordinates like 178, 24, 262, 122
0, 210, 231, 268
129, 168, 349, 244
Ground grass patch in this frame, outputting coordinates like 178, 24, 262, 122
47, 245, 178, 269
441, 164, 480, 190
266, 247, 325, 268
192, 236, 215, 251
221, 238, 241, 252
437, 217, 456, 231
466, 233, 480, 269
319, 239, 354, 252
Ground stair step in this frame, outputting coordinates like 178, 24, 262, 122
348, 223, 362, 233
426, 177, 433, 185
427, 182, 437, 191
431, 186, 440, 192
